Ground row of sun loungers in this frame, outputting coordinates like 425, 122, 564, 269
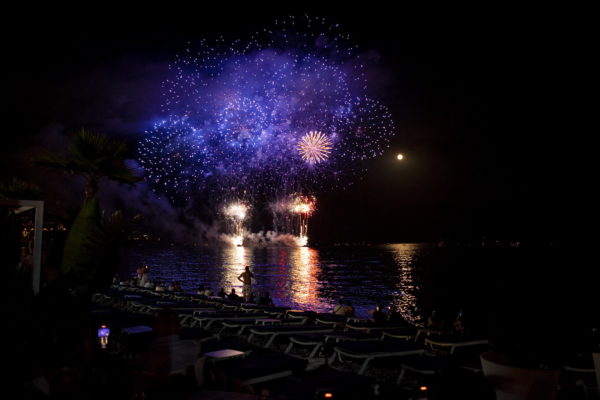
92, 285, 493, 397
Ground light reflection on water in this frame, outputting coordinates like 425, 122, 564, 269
220, 246, 251, 290
122, 243, 428, 320
386, 243, 421, 325
289, 247, 320, 308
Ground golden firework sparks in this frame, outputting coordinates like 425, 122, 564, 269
297, 131, 333, 164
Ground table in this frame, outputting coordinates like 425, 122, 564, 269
204, 349, 245, 361
121, 325, 153, 335
186, 390, 259, 399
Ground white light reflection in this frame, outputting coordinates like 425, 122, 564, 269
387, 243, 422, 325
289, 247, 322, 311
220, 245, 253, 292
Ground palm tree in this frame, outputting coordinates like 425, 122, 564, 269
35, 129, 143, 297
36, 129, 142, 200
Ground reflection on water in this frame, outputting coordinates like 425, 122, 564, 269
385, 243, 422, 325
220, 246, 252, 290
289, 247, 320, 309
123, 244, 429, 319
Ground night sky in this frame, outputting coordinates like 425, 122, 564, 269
2, 7, 583, 245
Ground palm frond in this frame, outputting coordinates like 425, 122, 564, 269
0, 178, 42, 200
35, 129, 143, 196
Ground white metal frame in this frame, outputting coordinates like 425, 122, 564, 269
1, 199, 44, 294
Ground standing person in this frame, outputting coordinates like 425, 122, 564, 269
237, 266, 254, 302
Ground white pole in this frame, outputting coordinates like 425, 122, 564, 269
1, 199, 44, 294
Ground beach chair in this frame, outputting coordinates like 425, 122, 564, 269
480, 351, 561, 400
218, 318, 283, 336
248, 324, 334, 348
396, 334, 490, 385
395, 353, 456, 386
193, 312, 270, 329
423, 334, 489, 355
329, 338, 425, 375
211, 350, 308, 387
344, 319, 410, 334
285, 310, 316, 324
315, 313, 348, 330
284, 332, 329, 364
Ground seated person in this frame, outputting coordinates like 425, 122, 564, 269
196, 284, 206, 295
227, 288, 241, 302
257, 291, 274, 306
344, 300, 355, 318
217, 288, 227, 298
453, 311, 465, 334
387, 305, 409, 326
426, 310, 442, 329
333, 299, 346, 316
369, 304, 387, 325
203, 287, 213, 296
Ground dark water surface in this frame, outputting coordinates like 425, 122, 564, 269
120, 242, 592, 341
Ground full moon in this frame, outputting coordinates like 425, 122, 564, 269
396, 153, 404, 160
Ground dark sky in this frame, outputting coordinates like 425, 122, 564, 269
2, 6, 584, 245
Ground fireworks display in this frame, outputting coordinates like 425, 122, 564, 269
223, 201, 249, 246
289, 194, 316, 246
297, 131, 333, 164
137, 16, 395, 245
269, 193, 316, 246
139, 15, 395, 204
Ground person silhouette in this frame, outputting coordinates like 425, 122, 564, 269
237, 266, 254, 302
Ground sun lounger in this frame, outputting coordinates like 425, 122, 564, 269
248, 324, 334, 348
324, 331, 382, 343
285, 329, 393, 364
344, 320, 410, 333
329, 338, 426, 375
284, 333, 329, 361
219, 318, 272, 335
239, 303, 290, 317
211, 350, 308, 386
285, 310, 316, 324
396, 353, 456, 385
423, 334, 488, 354
315, 313, 348, 329
194, 312, 271, 329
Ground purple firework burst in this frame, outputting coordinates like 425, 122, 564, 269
139, 16, 395, 204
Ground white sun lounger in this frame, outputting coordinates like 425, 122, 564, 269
329, 339, 426, 375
